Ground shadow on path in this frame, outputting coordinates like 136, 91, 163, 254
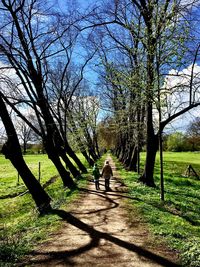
25, 209, 180, 267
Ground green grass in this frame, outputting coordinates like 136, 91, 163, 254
2, 152, 200, 266
0, 154, 58, 198
114, 152, 200, 267
0, 153, 89, 266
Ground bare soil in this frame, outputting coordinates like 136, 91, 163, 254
20, 156, 180, 267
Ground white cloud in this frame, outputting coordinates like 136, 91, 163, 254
161, 64, 200, 131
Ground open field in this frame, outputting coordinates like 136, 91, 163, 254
115, 151, 200, 266
0, 154, 58, 198
1, 152, 200, 266
0, 154, 90, 265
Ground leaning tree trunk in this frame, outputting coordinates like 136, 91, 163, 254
44, 137, 75, 188
93, 132, 100, 158
59, 150, 81, 178
0, 95, 51, 213
64, 141, 87, 173
2, 142, 51, 213
81, 149, 94, 166
127, 145, 138, 172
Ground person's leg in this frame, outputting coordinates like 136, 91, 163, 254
105, 178, 107, 190
97, 180, 100, 189
107, 178, 110, 189
105, 179, 109, 191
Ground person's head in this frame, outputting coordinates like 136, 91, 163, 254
105, 160, 109, 165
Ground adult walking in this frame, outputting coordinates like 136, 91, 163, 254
102, 160, 113, 191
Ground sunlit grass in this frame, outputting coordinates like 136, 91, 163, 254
0, 153, 88, 265
114, 152, 200, 266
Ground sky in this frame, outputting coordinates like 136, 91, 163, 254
1, 0, 200, 137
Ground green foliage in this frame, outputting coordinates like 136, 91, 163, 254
181, 238, 200, 267
114, 152, 200, 267
167, 132, 189, 152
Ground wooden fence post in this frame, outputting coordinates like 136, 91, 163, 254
38, 162, 41, 182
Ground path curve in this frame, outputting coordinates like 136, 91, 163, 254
20, 156, 179, 267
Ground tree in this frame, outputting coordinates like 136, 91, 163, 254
67, 88, 100, 164
88, 0, 200, 187
0, 93, 51, 214
167, 132, 188, 152
15, 116, 35, 154
0, 0, 93, 186
186, 117, 200, 151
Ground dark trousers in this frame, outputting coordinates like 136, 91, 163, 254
105, 178, 110, 191
95, 180, 100, 190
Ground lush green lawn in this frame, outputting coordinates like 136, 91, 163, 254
1, 152, 200, 266
0, 154, 59, 198
0, 153, 90, 266
115, 151, 200, 267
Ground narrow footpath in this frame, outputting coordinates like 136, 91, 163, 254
21, 156, 180, 267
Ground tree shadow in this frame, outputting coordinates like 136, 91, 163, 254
79, 187, 135, 198
23, 209, 180, 267
72, 188, 119, 215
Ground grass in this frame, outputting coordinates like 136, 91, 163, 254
0, 153, 90, 266
2, 152, 200, 266
114, 151, 200, 266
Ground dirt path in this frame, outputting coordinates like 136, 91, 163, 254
21, 156, 180, 267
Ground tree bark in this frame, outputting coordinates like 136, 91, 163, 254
44, 137, 75, 188
0, 95, 51, 213
139, 131, 158, 187
127, 145, 138, 172
64, 141, 87, 173
60, 150, 81, 178
81, 149, 94, 166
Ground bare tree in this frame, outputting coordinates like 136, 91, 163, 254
0, 0, 94, 186
15, 116, 35, 154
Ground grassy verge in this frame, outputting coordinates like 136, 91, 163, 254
114, 152, 200, 267
0, 154, 89, 266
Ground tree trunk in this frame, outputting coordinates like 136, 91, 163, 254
65, 141, 87, 173
81, 149, 94, 166
139, 132, 158, 187
0, 95, 51, 214
44, 138, 75, 188
119, 137, 126, 162
127, 145, 138, 172
60, 150, 81, 178
93, 133, 100, 158
23, 140, 27, 154
139, 7, 157, 187
3, 143, 51, 213
88, 147, 98, 162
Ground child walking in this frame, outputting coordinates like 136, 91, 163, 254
92, 163, 101, 190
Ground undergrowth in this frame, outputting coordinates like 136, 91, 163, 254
114, 152, 200, 267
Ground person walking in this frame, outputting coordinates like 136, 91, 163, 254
101, 160, 113, 191
92, 163, 101, 190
